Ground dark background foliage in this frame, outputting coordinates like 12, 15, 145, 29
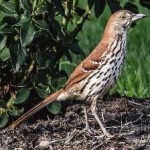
0, 0, 150, 128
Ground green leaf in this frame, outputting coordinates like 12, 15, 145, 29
33, 19, 49, 32
20, 0, 31, 10
10, 42, 27, 71
35, 5, 47, 15
0, 22, 7, 31
94, 0, 106, 18
0, 1, 17, 16
60, 61, 76, 72
35, 86, 50, 98
0, 113, 9, 128
15, 88, 30, 104
17, 46, 27, 68
7, 96, 15, 109
0, 11, 4, 21
47, 101, 62, 114
140, 0, 150, 9
14, 15, 30, 26
8, 108, 24, 116
0, 47, 10, 61
34, 30, 46, 39
51, 70, 68, 88
20, 22, 35, 47
0, 35, 7, 50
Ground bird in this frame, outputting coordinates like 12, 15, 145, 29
10, 10, 146, 138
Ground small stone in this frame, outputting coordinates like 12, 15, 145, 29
39, 140, 50, 147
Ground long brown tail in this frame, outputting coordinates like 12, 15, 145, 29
10, 89, 63, 129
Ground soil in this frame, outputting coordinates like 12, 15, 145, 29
0, 95, 150, 150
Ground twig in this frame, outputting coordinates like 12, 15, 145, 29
65, 129, 77, 144
128, 100, 146, 108
19, 59, 36, 86
62, 1, 72, 29
71, 5, 90, 39
118, 114, 143, 136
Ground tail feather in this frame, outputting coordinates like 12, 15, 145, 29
10, 89, 63, 129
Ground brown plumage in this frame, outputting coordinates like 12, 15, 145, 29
10, 10, 146, 137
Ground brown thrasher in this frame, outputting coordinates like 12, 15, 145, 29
11, 10, 146, 137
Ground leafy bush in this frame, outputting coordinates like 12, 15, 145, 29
0, 0, 150, 128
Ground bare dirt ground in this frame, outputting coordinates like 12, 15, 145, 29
0, 95, 150, 150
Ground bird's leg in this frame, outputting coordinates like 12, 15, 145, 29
91, 98, 113, 138
84, 106, 89, 129
81, 105, 92, 133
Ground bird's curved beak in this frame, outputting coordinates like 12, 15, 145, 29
132, 13, 147, 22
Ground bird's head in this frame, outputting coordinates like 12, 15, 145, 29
105, 10, 146, 36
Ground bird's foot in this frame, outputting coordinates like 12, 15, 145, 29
95, 131, 115, 141
81, 124, 94, 134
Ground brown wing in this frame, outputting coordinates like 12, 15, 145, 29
64, 42, 108, 90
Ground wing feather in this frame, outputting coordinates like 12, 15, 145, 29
64, 42, 108, 90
